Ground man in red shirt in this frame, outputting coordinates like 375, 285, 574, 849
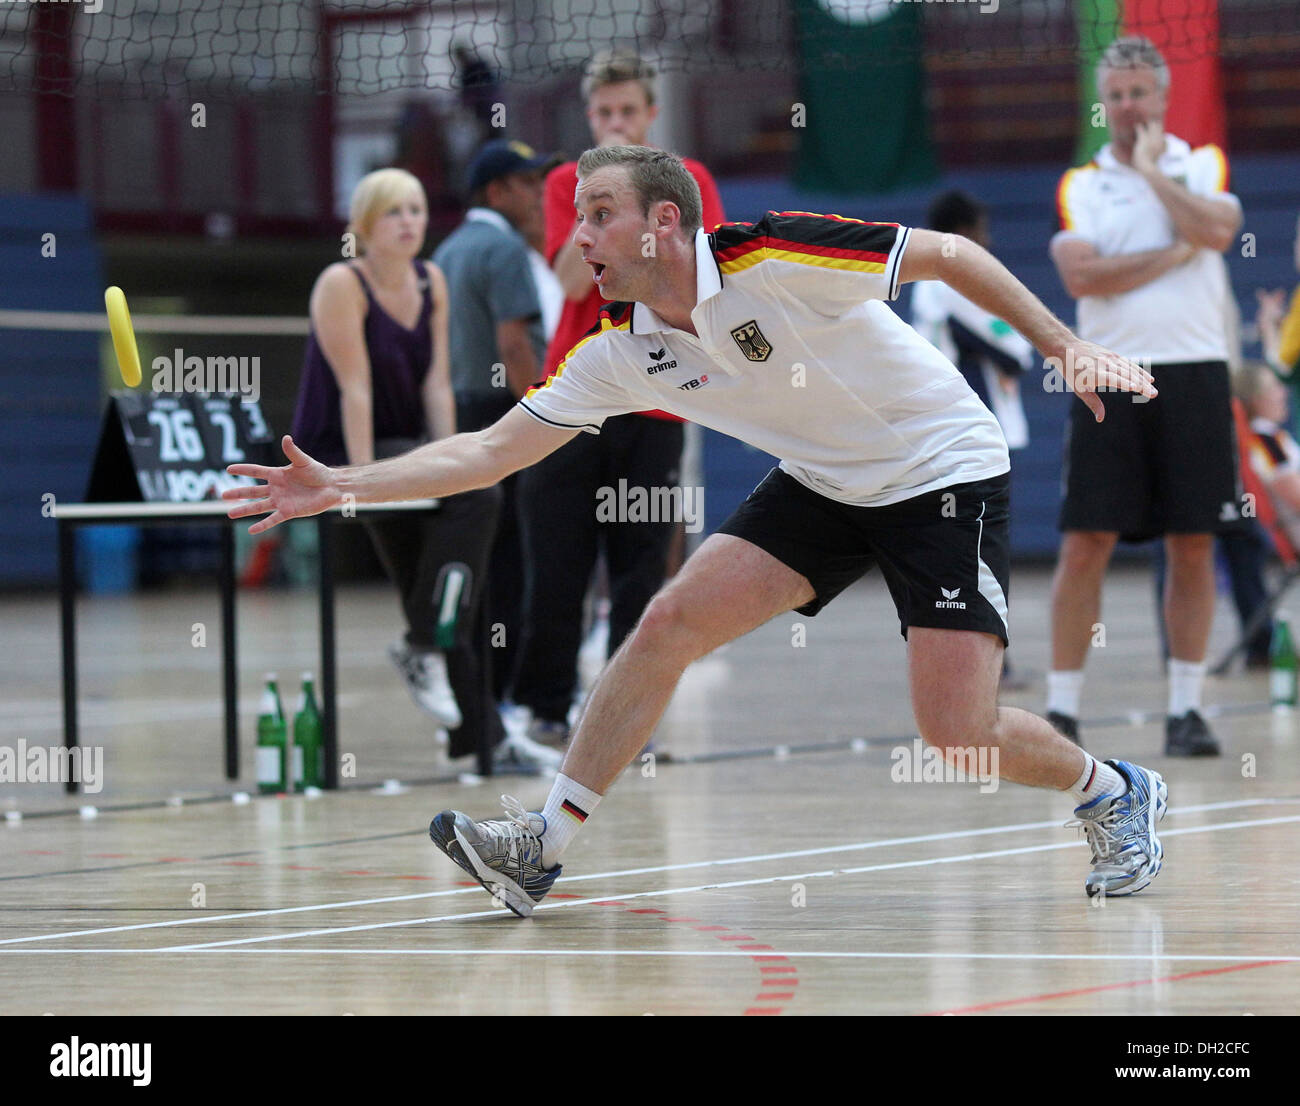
511, 50, 726, 743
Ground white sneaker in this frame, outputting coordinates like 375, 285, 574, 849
578, 605, 610, 692
494, 709, 564, 776
389, 642, 462, 729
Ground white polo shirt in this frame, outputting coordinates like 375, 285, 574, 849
520, 212, 1009, 507
1054, 135, 1239, 363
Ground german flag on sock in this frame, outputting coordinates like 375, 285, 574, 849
560, 799, 589, 824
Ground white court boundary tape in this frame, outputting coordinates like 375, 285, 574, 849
0, 949, 1296, 963
1, 796, 1294, 948
151, 812, 1300, 951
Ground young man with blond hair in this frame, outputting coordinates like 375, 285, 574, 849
509, 51, 727, 745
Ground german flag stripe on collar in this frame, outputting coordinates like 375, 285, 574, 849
525, 302, 632, 403
713, 212, 897, 277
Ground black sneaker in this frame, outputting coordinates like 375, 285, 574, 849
1165, 710, 1221, 757
1047, 710, 1082, 746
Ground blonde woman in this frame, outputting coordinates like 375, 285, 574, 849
290, 168, 555, 775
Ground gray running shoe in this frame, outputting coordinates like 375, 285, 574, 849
1067, 759, 1168, 898
428, 796, 561, 917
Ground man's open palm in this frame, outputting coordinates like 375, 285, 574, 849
223, 435, 341, 535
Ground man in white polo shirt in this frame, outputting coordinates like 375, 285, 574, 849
225, 146, 1167, 913
1048, 36, 1243, 757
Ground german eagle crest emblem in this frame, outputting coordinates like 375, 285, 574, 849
730, 320, 772, 362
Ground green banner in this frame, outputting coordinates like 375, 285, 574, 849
793, 0, 938, 195
1074, 0, 1122, 163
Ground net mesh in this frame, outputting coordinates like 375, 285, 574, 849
2, 0, 1297, 98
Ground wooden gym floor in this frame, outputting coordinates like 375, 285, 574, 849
2, 563, 1298, 1015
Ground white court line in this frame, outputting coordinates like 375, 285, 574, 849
158, 812, 1300, 952
2, 797, 1293, 948
0, 949, 1297, 962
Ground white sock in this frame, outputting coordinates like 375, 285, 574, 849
1068, 753, 1126, 804
1047, 670, 1085, 718
1167, 658, 1206, 717
539, 774, 602, 869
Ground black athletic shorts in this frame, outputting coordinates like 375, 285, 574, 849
716, 467, 1012, 645
1059, 360, 1242, 542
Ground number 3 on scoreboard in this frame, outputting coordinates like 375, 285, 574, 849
147, 408, 205, 462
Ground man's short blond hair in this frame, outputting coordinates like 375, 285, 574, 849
581, 49, 656, 106
577, 145, 702, 237
1096, 35, 1170, 94
347, 168, 425, 254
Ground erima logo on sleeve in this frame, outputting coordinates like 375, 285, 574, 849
646, 346, 678, 374
935, 587, 967, 610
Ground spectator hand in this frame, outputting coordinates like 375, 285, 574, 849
1132, 121, 1166, 176
1257, 288, 1286, 331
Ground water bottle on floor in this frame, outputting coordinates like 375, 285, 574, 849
256, 673, 288, 793
292, 672, 323, 791
1269, 614, 1297, 709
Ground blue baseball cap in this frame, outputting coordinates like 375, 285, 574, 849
467, 139, 559, 192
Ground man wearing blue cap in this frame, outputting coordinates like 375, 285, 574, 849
434, 139, 561, 769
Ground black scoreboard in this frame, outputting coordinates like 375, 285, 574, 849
86, 392, 277, 503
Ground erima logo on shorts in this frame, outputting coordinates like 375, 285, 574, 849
646, 347, 678, 374
935, 587, 967, 610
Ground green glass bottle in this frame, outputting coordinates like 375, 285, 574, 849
1269, 614, 1297, 708
292, 671, 323, 790
256, 673, 287, 793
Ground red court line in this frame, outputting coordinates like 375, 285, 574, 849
744, 1007, 782, 1016
928, 959, 1292, 1015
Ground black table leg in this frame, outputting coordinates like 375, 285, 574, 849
318, 514, 338, 789
58, 521, 79, 795
219, 522, 238, 780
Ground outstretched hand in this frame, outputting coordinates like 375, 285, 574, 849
1056, 341, 1158, 422
223, 435, 342, 535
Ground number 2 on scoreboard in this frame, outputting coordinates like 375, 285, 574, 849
207, 409, 246, 463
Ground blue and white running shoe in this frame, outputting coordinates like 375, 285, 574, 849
1067, 760, 1168, 898
429, 796, 561, 917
